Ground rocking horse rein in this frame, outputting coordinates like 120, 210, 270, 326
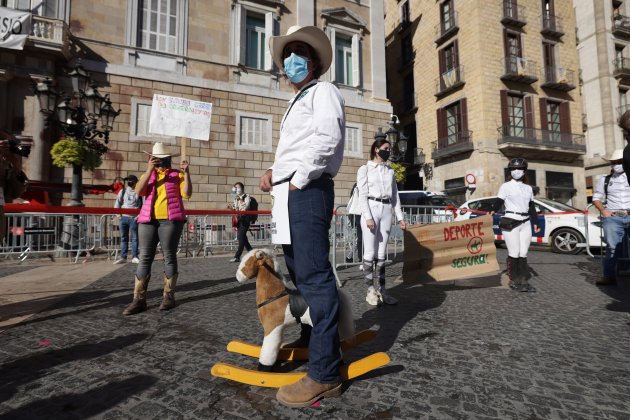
255, 261, 289, 309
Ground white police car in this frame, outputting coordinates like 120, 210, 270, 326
399, 190, 460, 224
457, 196, 602, 254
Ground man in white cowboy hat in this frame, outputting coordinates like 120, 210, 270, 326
259, 25, 345, 407
592, 148, 630, 285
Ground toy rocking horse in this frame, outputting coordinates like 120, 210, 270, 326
210, 248, 391, 388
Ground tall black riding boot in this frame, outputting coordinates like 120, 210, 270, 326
507, 256, 519, 289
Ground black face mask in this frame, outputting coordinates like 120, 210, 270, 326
158, 157, 171, 168
377, 150, 391, 162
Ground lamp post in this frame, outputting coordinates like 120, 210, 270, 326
34, 61, 120, 206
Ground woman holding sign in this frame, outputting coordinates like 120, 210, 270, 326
357, 138, 407, 306
122, 142, 192, 315
492, 157, 540, 293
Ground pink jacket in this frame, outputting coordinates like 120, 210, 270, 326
137, 169, 186, 223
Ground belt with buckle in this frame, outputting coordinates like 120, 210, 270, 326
613, 210, 630, 216
368, 197, 391, 204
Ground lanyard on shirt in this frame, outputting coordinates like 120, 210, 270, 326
280, 81, 317, 130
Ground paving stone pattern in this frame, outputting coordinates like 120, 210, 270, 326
0, 250, 629, 419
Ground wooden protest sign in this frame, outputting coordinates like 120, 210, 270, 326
402, 215, 499, 282
149, 94, 212, 158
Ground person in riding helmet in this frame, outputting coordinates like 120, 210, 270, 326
492, 158, 540, 292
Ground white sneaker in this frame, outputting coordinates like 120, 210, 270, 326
113, 258, 126, 265
377, 289, 398, 305
131, 257, 140, 264
229, 257, 240, 263
359, 265, 364, 271
366, 287, 380, 306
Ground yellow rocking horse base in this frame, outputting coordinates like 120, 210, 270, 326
211, 352, 391, 388
211, 330, 389, 388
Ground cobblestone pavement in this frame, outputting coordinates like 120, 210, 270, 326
0, 249, 629, 419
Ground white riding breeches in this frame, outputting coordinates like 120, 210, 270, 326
502, 220, 532, 258
361, 201, 393, 262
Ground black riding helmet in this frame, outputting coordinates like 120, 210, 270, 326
508, 158, 528, 170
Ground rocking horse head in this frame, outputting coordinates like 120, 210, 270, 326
236, 249, 287, 286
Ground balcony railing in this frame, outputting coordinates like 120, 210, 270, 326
497, 125, 585, 152
613, 13, 630, 37
613, 57, 630, 79
435, 11, 458, 44
435, 66, 465, 97
541, 13, 564, 37
617, 104, 630, 117
502, 1, 526, 27
541, 66, 576, 91
501, 56, 538, 84
431, 130, 474, 160
28, 15, 70, 56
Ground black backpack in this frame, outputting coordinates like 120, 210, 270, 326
248, 196, 259, 224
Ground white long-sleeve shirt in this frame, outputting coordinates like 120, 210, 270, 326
271, 80, 345, 189
357, 161, 404, 222
593, 172, 630, 211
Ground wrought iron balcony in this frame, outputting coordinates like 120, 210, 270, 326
435, 11, 459, 45
431, 130, 473, 160
618, 104, 630, 117
613, 13, 630, 38
497, 125, 585, 162
541, 13, 564, 37
613, 57, 630, 81
435, 66, 465, 97
28, 15, 71, 57
540, 66, 576, 91
502, 1, 526, 27
500, 56, 538, 84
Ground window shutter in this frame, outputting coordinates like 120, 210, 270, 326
539, 97, 548, 130
438, 48, 445, 75
559, 101, 571, 133
502, 29, 509, 59
264, 12, 274, 71
328, 27, 336, 82
454, 40, 459, 68
500, 90, 509, 127
461, 98, 468, 135
234, 5, 246, 65
437, 108, 445, 140
352, 33, 361, 87
524, 96, 534, 129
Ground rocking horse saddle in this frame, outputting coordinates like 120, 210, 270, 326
287, 288, 308, 324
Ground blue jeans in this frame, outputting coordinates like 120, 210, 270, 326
282, 176, 340, 384
119, 216, 138, 259
602, 215, 630, 277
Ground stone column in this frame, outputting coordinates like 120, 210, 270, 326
296, 0, 314, 27
370, 0, 387, 100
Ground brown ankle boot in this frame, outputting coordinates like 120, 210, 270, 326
159, 273, 178, 311
122, 275, 150, 316
276, 375, 342, 408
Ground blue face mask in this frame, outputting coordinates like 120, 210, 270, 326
283, 53, 310, 83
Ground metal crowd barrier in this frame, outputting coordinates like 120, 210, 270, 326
330, 204, 456, 286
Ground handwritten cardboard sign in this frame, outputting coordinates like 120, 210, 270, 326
149, 94, 212, 141
402, 215, 499, 282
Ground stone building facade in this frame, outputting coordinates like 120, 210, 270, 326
575, 0, 630, 199
0, 0, 392, 209
385, 0, 586, 208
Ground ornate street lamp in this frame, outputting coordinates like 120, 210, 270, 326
34, 61, 120, 206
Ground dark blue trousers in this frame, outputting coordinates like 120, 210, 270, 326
282, 176, 341, 384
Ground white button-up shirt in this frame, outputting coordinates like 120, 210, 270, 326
593, 172, 630, 211
271, 80, 345, 189
497, 179, 534, 219
357, 161, 404, 222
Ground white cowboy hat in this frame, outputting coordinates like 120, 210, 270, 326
143, 142, 180, 158
269, 25, 332, 75
604, 148, 624, 161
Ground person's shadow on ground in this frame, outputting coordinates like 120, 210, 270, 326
574, 257, 630, 313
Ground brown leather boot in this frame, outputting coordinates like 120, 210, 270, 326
276, 375, 342, 408
122, 275, 150, 316
159, 273, 178, 311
